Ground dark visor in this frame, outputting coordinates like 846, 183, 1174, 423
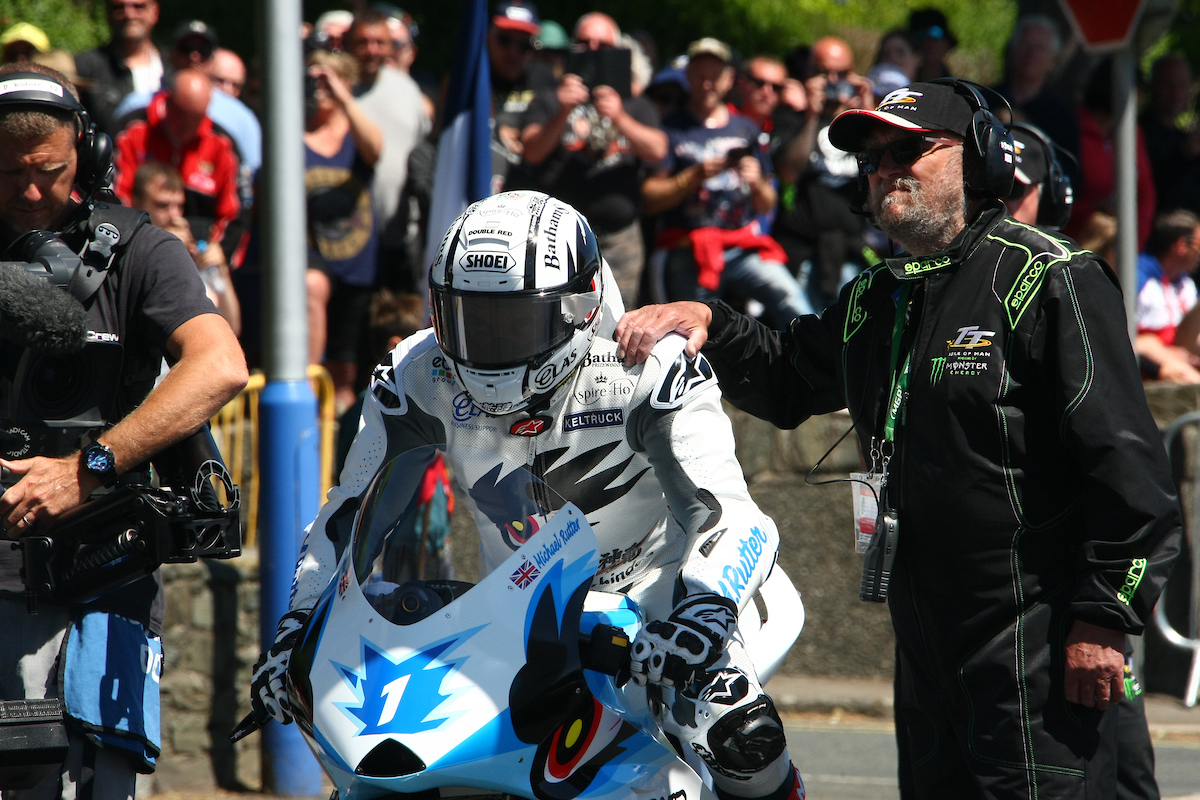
430, 269, 599, 370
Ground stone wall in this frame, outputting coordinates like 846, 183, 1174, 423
149, 389, 1200, 792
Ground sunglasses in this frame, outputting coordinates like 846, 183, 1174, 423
746, 75, 785, 93
110, 0, 150, 11
856, 135, 961, 173
573, 37, 614, 51
496, 32, 533, 53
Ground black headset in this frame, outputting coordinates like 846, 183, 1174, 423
0, 71, 114, 199
1008, 120, 1074, 230
929, 77, 1015, 199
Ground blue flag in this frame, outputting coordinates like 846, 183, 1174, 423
424, 0, 492, 277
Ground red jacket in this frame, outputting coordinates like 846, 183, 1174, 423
113, 91, 241, 243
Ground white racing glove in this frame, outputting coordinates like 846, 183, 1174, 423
630, 594, 738, 688
250, 609, 310, 725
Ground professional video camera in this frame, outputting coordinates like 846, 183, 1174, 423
0, 230, 120, 461
0, 231, 241, 789
0, 230, 242, 615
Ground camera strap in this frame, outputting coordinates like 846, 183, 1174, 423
67, 206, 150, 304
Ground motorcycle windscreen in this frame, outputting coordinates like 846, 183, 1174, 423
350, 444, 567, 625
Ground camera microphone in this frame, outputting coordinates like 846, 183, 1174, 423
0, 262, 88, 354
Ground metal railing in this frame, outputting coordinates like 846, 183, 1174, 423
1154, 411, 1200, 706
208, 365, 337, 546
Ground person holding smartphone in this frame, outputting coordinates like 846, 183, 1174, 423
771, 36, 875, 316
640, 38, 805, 330
519, 12, 666, 310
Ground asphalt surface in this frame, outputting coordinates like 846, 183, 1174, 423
150, 677, 1200, 799
767, 674, 1200, 799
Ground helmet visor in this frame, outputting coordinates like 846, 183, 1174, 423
430, 270, 600, 370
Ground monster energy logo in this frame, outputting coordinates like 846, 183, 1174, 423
929, 356, 946, 385
902, 255, 951, 275
1117, 558, 1147, 605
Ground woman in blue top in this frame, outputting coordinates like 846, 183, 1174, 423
304, 49, 383, 411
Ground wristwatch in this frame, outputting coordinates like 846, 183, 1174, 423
82, 443, 118, 487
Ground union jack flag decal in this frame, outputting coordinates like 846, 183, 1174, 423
510, 558, 540, 589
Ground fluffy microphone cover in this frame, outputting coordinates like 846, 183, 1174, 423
0, 262, 88, 353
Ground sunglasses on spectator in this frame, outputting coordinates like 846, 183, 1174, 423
180, 43, 214, 59
573, 37, 614, 50
110, 0, 150, 11
212, 76, 244, 93
746, 75, 785, 92
856, 135, 961, 173
496, 32, 533, 52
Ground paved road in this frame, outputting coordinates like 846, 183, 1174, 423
784, 717, 1200, 800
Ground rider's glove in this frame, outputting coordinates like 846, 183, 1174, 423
250, 608, 310, 725
630, 593, 738, 688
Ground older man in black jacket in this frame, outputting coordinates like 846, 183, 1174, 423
616, 80, 1182, 800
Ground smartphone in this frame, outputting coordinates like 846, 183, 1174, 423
725, 145, 753, 167
565, 49, 632, 99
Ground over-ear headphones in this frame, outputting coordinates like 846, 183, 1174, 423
1009, 121, 1074, 230
0, 70, 114, 198
929, 78, 1015, 199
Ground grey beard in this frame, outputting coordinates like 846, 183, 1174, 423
871, 176, 966, 255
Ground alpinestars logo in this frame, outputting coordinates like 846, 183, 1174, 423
510, 416, 552, 436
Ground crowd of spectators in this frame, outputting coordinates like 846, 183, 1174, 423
6, 1, 1200, 405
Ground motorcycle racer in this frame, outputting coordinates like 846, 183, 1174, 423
251, 191, 804, 800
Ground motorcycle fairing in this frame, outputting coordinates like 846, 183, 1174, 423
298, 489, 710, 800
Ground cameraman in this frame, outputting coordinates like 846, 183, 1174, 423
0, 63, 246, 797
772, 36, 873, 315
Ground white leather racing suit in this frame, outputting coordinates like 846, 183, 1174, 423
288, 304, 797, 798
291, 324, 778, 627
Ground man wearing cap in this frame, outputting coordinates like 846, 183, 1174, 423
617, 81, 1181, 798
642, 38, 805, 331
519, 12, 667, 309
111, 23, 261, 222
488, 0, 556, 189
0, 22, 50, 64
908, 8, 956, 82
75, 0, 171, 138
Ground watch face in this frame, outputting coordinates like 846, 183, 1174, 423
87, 446, 114, 473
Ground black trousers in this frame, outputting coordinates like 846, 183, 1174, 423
892, 609, 1119, 800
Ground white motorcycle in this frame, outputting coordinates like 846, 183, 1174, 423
239, 445, 804, 800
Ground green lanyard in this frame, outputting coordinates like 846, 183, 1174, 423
883, 282, 915, 443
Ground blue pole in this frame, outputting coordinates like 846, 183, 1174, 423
258, 0, 323, 792
258, 382, 324, 794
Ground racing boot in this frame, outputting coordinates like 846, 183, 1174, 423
653, 642, 801, 799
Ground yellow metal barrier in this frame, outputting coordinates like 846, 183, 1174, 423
209, 365, 337, 546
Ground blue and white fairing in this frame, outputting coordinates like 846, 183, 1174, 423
287, 446, 711, 800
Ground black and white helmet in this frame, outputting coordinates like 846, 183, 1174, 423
429, 191, 604, 415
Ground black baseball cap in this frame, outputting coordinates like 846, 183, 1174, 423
827, 82, 974, 153
908, 8, 958, 47
174, 20, 218, 53
493, 1, 540, 34
1010, 123, 1048, 186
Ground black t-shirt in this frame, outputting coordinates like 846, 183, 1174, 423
522, 91, 662, 233
0, 204, 217, 633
